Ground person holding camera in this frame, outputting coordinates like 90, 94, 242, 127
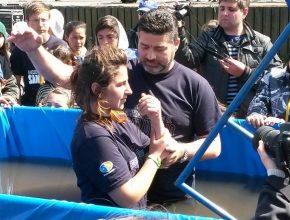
175, 0, 282, 118
246, 62, 290, 128
255, 140, 290, 219
173, 2, 194, 66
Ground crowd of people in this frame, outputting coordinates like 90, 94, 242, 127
2, 0, 290, 218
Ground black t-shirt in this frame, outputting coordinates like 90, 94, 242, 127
71, 116, 149, 208
10, 35, 66, 106
125, 61, 221, 203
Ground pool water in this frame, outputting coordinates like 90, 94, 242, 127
0, 158, 265, 219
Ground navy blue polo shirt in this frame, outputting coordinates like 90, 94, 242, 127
71, 117, 150, 208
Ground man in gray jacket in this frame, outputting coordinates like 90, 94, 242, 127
176, 0, 282, 118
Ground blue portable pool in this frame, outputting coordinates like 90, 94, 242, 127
0, 106, 265, 219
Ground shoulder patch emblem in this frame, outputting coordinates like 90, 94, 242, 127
99, 161, 114, 174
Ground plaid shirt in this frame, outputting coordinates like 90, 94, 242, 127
247, 67, 290, 119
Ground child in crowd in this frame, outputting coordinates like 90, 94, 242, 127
36, 44, 74, 106
43, 87, 72, 108
64, 21, 87, 64
0, 21, 19, 107
94, 15, 137, 61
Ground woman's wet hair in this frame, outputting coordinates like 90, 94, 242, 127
70, 46, 127, 124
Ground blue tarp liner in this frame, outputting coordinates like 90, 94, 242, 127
0, 194, 219, 220
0, 106, 264, 219
1, 106, 80, 160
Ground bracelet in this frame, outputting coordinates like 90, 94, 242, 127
179, 147, 188, 163
147, 155, 161, 168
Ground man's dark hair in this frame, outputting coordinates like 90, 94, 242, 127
137, 9, 178, 42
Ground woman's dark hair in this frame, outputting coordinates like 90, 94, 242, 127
70, 46, 127, 126
64, 21, 86, 39
95, 15, 119, 45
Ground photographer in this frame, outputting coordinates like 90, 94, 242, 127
170, 2, 193, 66
255, 140, 290, 219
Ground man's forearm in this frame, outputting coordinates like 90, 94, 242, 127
184, 134, 221, 161
26, 46, 73, 88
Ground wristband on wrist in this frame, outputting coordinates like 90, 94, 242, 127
179, 147, 188, 163
147, 155, 161, 168
267, 169, 285, 178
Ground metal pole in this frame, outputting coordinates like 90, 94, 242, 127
175, 22, 290, 219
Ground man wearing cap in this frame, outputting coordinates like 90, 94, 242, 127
127, 0, 158, 49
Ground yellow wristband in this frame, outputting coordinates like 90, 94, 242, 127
147, 155, 161, 168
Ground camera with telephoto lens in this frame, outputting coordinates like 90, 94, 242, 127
252, 123, 290, 175
174, 3, 191, 20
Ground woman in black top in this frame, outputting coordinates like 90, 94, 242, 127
70, 46, 167, 208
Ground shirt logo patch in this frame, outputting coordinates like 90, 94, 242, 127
28, 70, 41, 85
99, 161, 114, 174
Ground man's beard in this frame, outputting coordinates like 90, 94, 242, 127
142, 62, 165, 75
141, 58, 174, 75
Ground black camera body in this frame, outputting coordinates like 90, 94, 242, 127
253, 123, 290, 175
174, 3, 190, 20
